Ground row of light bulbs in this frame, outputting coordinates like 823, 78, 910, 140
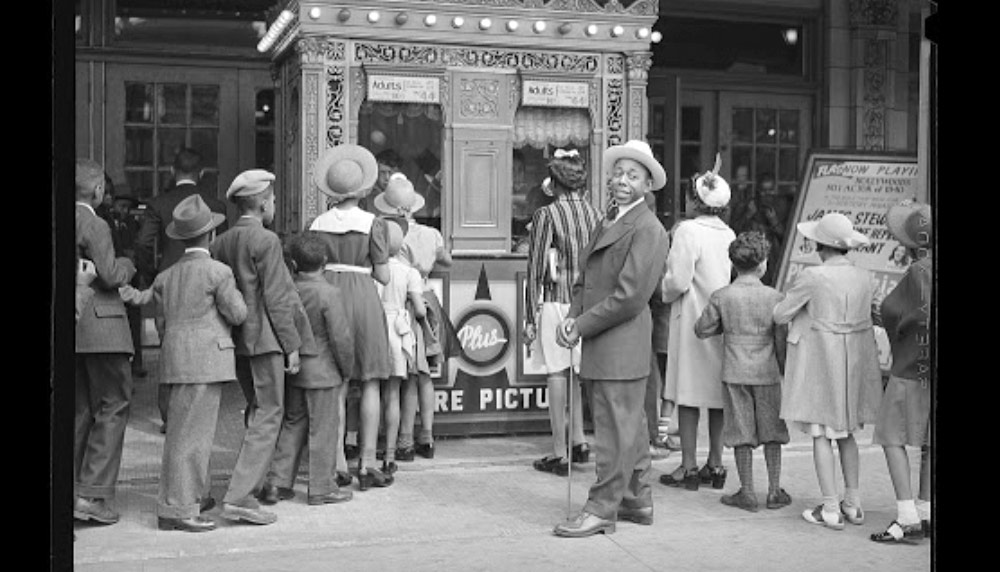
331, 7, 661, 42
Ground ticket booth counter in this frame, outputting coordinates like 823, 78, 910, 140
267, 0, 659, 435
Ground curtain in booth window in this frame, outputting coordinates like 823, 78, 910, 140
513, 107, 591, 149
360, 101, 442, 121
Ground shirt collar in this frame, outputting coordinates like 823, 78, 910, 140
733, 273, 763, 286
175, 178, 198, 186
76, 201, 96, 216
613, 198, 644, 222
184, 247, 210, 256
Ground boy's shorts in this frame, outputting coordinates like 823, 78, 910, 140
721, 382, 789, 448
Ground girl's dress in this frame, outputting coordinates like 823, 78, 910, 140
378, 257, 423, 378
309, 206, 392, 382
773, 255, 883, 437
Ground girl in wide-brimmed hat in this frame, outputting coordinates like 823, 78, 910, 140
870, 200, 933, 544
772, 212, 883, 531
308, 143, 395, 490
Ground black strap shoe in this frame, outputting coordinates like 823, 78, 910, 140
158, 515, 217, 533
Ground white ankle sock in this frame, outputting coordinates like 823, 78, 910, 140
822, 495, 840, 514
843, 488, 861, 513
896, 499, 920, 525
915, 499, 931, 521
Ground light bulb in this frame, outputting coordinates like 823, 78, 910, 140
309, 7, 321, 20
367, 11, 380, 24
479, 18, 492, 30
506, 20, 519, 32
452, 16, 464, 28
585, 24, 598, 36
611, 25, 624, 37
424, 14, 437, 26
533, 21, 547, 33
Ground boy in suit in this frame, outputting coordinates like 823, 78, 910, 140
694, 231, 791, 512
260, 231, 355, 506
74, 159, 138, 525
209, 169, 303, 525
554, 140, 670, 537
124, 194, 248, 532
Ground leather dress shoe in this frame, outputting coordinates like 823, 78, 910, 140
553, 511, 616, 537
74, 497, 120, 524
220, 503, 277, 525
533, 455, 569, 476
382, 460, 398, 475
358, 467, 394, 491
396, 446, 415, 462
720, 489, 759, 512
335, 471, 353, 488
617, 506, 653, 525
571, 443, 590, 463
660, 466, 700, 491
344, 444, 359, 460
199, 496, 216, 513
158, 515, 217, 533
257, 483, 295, 505
307, 489, 354, 505
415, 442, 435, 459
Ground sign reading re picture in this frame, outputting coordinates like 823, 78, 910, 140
775, 151, 921, 373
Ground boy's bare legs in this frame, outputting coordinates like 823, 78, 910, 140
416, 372, 435, 448
382, 377, 402, 467
359, 380, 382, 472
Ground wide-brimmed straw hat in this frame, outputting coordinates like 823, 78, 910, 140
796, 212, 869, 250
885, 200, 932, 249
312, 144, 378, 201
692, 153, 731, 208
603, 140, 667, 191
166, 194, 226, 240
372, 173, 425, 217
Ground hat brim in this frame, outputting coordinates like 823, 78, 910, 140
885, 204, 926, 249
603, 146, 668, 191
372, 190, 426, 217
165, 212, 226, 241
796, 220, 869, 250
313, 145, 379, 200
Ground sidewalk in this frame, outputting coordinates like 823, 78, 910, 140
72, 348, 933, 572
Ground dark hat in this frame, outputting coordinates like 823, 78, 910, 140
226, 169, 275, 201
166, 194, 226, 240
547, 148, 587, 191
415, 149, 441, 176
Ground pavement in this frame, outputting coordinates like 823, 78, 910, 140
70, 347, 934, 572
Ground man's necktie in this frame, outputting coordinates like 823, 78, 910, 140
605, 201, 619, 224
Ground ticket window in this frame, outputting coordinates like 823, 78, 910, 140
510, 107, 592, 253
357, 101, 444, 230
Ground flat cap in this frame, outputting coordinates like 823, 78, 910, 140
226, 169, 275, 201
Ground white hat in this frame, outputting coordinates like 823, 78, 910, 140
602, 140, 667, 191
797, 212, 869, 250
693, 153, 731, 208
885, 200, 932, 249
312, 144, 378, 201
372, 173, 426, 216
226, 169, 275, 201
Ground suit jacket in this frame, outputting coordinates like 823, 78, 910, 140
76, 203, 136, 354
569, 201, 670, 381
209, 217, 302, 357
136, 181, 229, 278
153, 250, 247, 384
288, 274, 354, 389
694, 275, 787, 385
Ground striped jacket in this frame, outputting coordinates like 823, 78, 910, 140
525, 193, 600, 326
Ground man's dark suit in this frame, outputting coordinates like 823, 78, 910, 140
568, 201, 670, 521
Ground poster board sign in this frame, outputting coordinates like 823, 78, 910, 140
775, 151, 920, 373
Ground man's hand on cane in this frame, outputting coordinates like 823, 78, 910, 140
556, 318, 580, 348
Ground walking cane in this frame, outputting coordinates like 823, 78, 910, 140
565, 332, 575, 522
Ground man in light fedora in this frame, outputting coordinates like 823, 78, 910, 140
210, 169, 304, 524
554, 140, 670, 537
124, 194, 248, 532
773, 212, 883, 531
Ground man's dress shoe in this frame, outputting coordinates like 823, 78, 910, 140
199, 496, 216, 513
617, 506, 654, 525
157, 515, 217, 532
257, 483, 295, 505
307, 489, 354, 505
73, 497, 119, 524
220, 503, 277, 525
553, 511, 616, 537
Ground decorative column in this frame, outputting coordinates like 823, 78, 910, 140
849, 0, 900, 151
295, 37, 326, 225
624, 51, 653, 142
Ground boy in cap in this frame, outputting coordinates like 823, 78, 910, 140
259, 231, 355, 507
209, 169, 304, 525
123, 194, 248, 532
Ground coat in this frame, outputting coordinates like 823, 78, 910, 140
773, 255, 883, 431
288, 274, 354, 389
153, 250, 247, 384
76, 203, 136, 354
136, 181, 229, 278
694, 275, 786, 385
569, 202, 670, 381
209, 217, 302, 357
661, 215, 735, 408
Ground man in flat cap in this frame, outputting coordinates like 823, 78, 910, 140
210, 169, 303, 525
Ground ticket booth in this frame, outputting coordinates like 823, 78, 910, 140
267, 0, 659, 435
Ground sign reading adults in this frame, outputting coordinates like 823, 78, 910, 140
775, 151, 920, 373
